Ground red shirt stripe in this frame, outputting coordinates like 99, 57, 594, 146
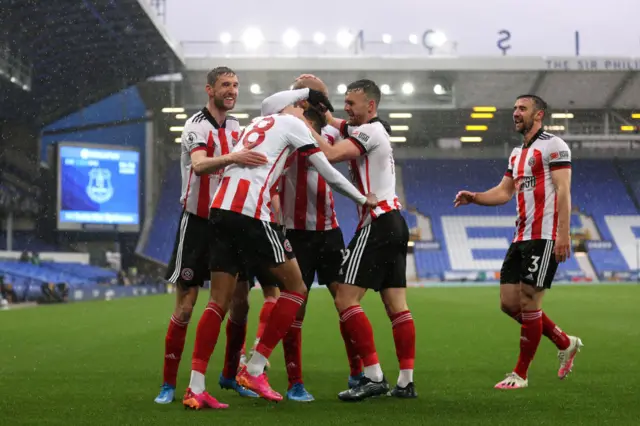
531, 149, 546, 239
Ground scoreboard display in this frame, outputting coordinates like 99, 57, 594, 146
56, 142, 140, 232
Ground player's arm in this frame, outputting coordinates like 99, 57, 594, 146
261, 89, 310, 116
271, 184, 284, 225
184, 123, 267, 176
306, 127, 362, 163
549, 139, 572, 262
307, 151, 374, 206
468, 176, 516, 206
261, 88, 333, 117
286, 117, 375, 207
552, 168, 571, 236
455, 150, 517, 207
191, 150, 235, 176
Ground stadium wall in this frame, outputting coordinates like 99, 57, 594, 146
39, 86, 148, 222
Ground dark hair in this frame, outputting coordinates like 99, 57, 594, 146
516, 94, 548, 120
346, 79, 381, 106
303, 105, 327, 133
207, 66, 236, 86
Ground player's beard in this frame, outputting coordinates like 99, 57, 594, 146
213, 95, 235, 111
348, 113, 366, 126
515, 117, 530, 135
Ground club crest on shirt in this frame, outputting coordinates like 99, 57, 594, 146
528, 157, 536, 167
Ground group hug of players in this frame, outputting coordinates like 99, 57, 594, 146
153, 67, 583, 409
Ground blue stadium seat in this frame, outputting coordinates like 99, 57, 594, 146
138, 160, 184, 264
401, 159, 637, 280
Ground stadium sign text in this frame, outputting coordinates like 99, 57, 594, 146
545, 58, 640, 71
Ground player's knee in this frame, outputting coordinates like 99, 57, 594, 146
296, 300, 307, 320
262, 285, 279, 299
518, 288, 539, 311
381, 288, 408, 314
500, 300, 520, 317
333, 287, 357, 312
175, 301, 195, 323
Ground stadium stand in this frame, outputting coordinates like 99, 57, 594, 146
139, 160, 184, 264
142, 156, 639, 284
0, 0, 183, 306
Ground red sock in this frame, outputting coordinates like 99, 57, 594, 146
222, 317, 247, 379
339, 320, 363, 377
255, 291, 305, 358
541, 312, 570, 350
514, 310, 543, 379
283, 320, 303, 388
506, 308, 570, 350
255, 297, 277, 343
389, 310, 415, 370
191, 302, 226, 374
163, 315, 189, 387
339, 305, 379, 367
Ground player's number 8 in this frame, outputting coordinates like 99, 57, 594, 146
242, 116, 275, 149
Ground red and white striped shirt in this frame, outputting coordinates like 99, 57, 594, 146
179, 108, 240, 219
342, 118, 402, 229
211, 114, 321, 222
505, 130, 572, 242
279, 125, 341, 231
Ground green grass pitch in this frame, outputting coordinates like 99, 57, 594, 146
1, 284, 639, 425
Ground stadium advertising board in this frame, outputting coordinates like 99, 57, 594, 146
56, 142, 140, 232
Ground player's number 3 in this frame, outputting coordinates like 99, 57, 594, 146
241, 117, 275, 150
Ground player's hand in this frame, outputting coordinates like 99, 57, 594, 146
364, 193, 378, 208
232, 149, 268, 166
454, 190, 476, 207
554, 234, 571, 263
308, 89, 334, 113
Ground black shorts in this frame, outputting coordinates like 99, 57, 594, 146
338, 210, 409, 292
285, 227, 345, 290
500, 239, 559, 289
209, 209, 295, 280
165, 211, 209, 287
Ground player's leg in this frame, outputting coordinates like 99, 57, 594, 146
235, 221, 307, 401
378, 212, 416, 398
334, 223, 390, 401
282, 230, 317, 402
324, 228, 364, 387
242, 282, 279, 366
183, 210, 243, 409
381, 289, 415, 398
500, 259, 578, 369
155, 211, 205, 404
328, 282, 363, 387
219, 277, 259, 398
495, 240, 551, 389
155, 284, 199, 404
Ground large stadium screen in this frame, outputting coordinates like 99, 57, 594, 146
56, 142, 140, 232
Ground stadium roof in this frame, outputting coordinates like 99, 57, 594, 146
184, 56, 640, 111
171, 56, 640, 146
1, 0, 184, 125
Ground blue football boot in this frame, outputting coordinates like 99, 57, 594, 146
286, 383, 315, 402
218, 373, 259, 398
154, 383, 176, 404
